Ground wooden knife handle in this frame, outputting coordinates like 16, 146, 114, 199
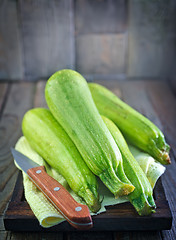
27, 166, 93, 230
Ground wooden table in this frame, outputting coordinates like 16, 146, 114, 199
0, 80, 175, 240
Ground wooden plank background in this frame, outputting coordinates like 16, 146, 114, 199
0, 0, 175, 82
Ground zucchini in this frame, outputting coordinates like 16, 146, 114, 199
22, 108, 101, 213
102, 116, 156, 215
89, 83, 170, 165
45, 69, 134, 198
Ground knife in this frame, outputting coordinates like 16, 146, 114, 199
11, 148, 93, 230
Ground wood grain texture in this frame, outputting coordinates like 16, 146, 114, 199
75, 0, 127, 34
33, 80, 47, 108
0, 82, 35, 238
10, 232, 42, 240
169, 77, 176, 95
18, 0, 74, 81
67, 231, 114, 240
127, 0, 176, 79
0, 114, 19, 214
0, 82, 35, 222
3, 82, 35, 118
0, 83, 8, 114
9, 231, 63, 240
0, 0, 175, 81
114, 231, 162, 240
146, 81, 176, 157
0, 0, 23, 80
41, 232, 63, 240
0, 216, 5, 231
161, 155, 176, 240
0, 231, 10, 240
76, 34, 127, 75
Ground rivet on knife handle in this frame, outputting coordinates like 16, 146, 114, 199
27, 166, 93, 230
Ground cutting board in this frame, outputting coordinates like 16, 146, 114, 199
4, 172, 172, 231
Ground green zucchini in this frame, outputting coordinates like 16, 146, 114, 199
102, 116, 156, 215
22, 108, 101, 212
128, 144, 166, 189
45, 69, 134, 198
89, 83, 170, 165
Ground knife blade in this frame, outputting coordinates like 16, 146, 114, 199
11, 148, 93, 230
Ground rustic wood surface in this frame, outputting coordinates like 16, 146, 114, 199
0, 0, 175, 82
75, 0, 127, 34
18, 0, 74, 81
0, 80, 175, 239
0, 0, 23, 80
76, 34, 127, 75
127, 0, 176, 79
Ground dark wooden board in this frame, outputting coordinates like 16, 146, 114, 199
3, 171, 172, 232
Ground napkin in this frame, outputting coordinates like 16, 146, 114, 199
14, 136, 165, 228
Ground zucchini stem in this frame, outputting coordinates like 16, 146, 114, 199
99, 167, 135, 198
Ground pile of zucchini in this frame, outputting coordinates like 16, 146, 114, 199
22, 69, 171, 216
